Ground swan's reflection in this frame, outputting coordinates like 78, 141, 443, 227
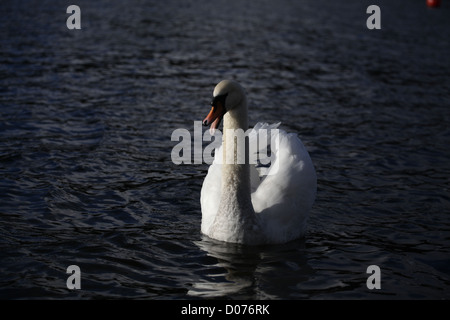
188, 236, 314, 299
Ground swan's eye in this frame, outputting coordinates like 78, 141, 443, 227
211, 93, 228, 108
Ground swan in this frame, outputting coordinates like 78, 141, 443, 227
201, 80, 317, 245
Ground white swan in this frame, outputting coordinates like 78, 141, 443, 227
201, 80, 317, 245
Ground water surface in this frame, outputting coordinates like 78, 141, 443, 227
1, 0, 449, 299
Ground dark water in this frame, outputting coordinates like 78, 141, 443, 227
1, 0, 449, 300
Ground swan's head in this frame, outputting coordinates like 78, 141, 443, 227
202, 80, 246, 132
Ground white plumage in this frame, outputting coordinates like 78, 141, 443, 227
201, 80, 317, 245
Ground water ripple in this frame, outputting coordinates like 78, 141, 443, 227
1, 0, 449, 299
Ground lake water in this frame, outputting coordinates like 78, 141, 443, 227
1, 0, 449, 300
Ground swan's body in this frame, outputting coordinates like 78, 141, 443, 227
201, 80, 317, 245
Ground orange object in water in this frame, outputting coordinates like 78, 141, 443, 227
427, 0, 441, 7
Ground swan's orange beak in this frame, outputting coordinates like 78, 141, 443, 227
203, 100, 226, 135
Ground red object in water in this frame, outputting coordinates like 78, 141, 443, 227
427, 0, 441, 7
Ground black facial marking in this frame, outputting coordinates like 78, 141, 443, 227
210, 93, 228, 109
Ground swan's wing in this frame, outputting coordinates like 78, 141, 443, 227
247, 122, 280, 185
251, 126, 317, 243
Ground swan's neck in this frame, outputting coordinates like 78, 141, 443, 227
223, 98, 248, 131
222, 99, 249, 167
211, 98, 262, 242
222, 97, 251, 203
209, 97, 264, 244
